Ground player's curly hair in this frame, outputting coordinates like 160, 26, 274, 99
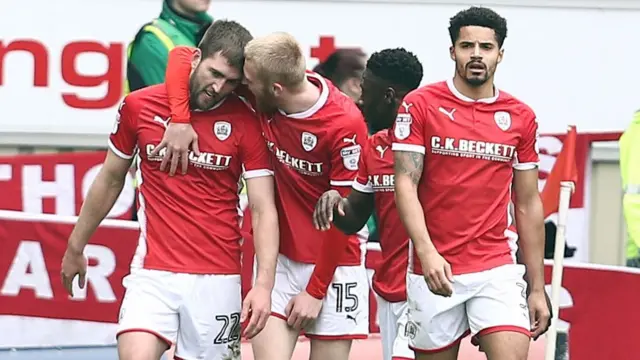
448, 7, 508, 48
366, 48, 423, 91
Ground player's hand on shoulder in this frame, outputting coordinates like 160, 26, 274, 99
60, 245, 87, 297
528, 288, 551, 340
240, 283, 272, 340
150, 123, 199, 176
284, 291, 323, 330
421, 250, 454, 297
313, 190, 345, 231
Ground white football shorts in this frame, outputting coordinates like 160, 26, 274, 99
270, 254, 370, 339
406, 264, 531, 353
375, 294, 414, 360
117, 269, 242, 360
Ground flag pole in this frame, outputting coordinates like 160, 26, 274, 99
544, 181, 574, 360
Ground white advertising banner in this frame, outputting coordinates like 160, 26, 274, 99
0, 0, 638, 147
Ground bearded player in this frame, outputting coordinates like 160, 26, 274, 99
392, 7, 550, 360
314, 48, 423, 360
157, 32, 369, 360
61, 20, 278, 360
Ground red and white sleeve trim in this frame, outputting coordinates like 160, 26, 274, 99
330, 179, 354, 187
352, 179, 374, 193
391, 143, 426, 154
512, 162, 538, 171
243, 169, 274, 179
108, 139, 134, 160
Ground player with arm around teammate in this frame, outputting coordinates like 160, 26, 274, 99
156, 32, 370, 360
60, 20, 279, 360
392, 7, 550, 360
313, 48, 423, 360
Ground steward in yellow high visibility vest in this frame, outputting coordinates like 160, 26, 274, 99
620, 111, 640, 266
125, 0, 212, 94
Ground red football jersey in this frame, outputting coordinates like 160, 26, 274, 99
262, 74, 368, 265
109, 85, 272, 274
391, 79, 539, 276
353, 130, 409, 303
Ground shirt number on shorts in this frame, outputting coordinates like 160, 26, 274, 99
332, 282, 359, 313
213, 312, 241, 345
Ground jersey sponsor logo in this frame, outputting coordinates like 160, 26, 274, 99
214, 121, 232, 141
394, 113, 412, 140
145, 144, 232, 170
375, 145, 388, 158
367, 174, 395, 192
342, 134, 357, 145
494, 111, 511, 131
400, 101, 413, 112
438, 106, 456, 121
430, 136, 516, 162
340, 144, 361, 171
301, 131, 318, 152
266, 141, 323, 176
153, 115, 170, 129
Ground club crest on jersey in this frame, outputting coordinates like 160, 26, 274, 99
214, 121, 231, 141
394, 113, 412, 140
494, 111, 511, 131
301, 131, 317, 152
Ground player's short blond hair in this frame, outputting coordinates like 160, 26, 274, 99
244, 32, 306, 88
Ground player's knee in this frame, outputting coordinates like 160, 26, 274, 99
478, 330, 530, 360
309, 338, 352, 360
250, 316, 298, 360
414, 344, 460, 360
117, 331, 169, 360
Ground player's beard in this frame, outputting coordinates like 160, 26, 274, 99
457, 60, 495, 87
254, 87, 279, 114
189, 69, 221, 111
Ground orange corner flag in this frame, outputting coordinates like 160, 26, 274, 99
540, 125, 578, 218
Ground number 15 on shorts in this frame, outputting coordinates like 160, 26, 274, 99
333, 282, 359, 313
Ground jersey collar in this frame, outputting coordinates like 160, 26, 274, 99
279, 73, 329, 119
446, 78, 499, 104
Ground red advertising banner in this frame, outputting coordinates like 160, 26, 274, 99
0, 211, 138, 323
1, 210, 640, 359
0, 151, 135, 220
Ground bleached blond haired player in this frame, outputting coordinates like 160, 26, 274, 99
158, 32, 370, 360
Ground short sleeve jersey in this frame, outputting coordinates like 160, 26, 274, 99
353, 129, 410, 302
261, 73, 369, 265
391, 79, 539, 275
109, 85, 272, 274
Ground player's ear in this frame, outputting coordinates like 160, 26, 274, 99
384, 87, 396, 104
449, 45, 456, 61
272, 83, 284, 97
191, 48, 202, 71
497, 48, 504, 65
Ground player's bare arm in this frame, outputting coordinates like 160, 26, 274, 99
242, 175, 279, 339
61, 150, 133, 296
513, 168, 550, 339
151, 46, 200, 176
513, 227, 553, 340
313, 189, 374, 233
394, 150, 454, 297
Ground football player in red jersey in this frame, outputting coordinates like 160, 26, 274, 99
159, 33, 369, 360
392, 6, 550, 360
60, 20, 279, 360
314, 48, 423, 360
